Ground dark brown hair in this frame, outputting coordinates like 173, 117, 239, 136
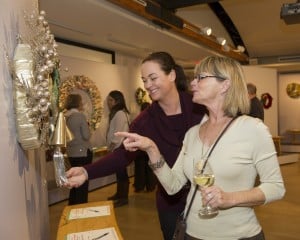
142, 52, 188, 91
65, 94, 82, 110
108, 90, 130, 121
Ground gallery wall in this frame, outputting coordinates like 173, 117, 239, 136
59, 54, 143, 148
278, 73, 300, 143
48, 51, 143, 204
0, 0, 50, 239
243, 66, 278, 136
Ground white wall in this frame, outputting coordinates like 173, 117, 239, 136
48, 52, 143, 204
243, 66, 278, 136
278, 73, 300, 142
0, 0, 49, 239
59, 53, 144, 148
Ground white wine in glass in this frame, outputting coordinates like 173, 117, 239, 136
194, 163, 218, 217
194, 174, 214, 187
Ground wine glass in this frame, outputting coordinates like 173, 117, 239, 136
193, 161, 218, 217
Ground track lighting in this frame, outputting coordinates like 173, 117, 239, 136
183, 23, 212, 37
233, 45, 245, 53
217, 37, 226, 46
222, 45, 230, 52
201, 27, 212, 36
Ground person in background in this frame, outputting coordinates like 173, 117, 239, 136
117, 55, 285, 240
106, 90, 130, 207
133, 101, 157, 192
64, 94, 93, 205
64, 51, 207, 240
247, 83, 264, 121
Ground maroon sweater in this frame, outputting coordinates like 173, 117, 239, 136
85, 91, 206, 212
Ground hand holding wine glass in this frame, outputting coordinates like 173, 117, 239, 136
194, 161, 218, 217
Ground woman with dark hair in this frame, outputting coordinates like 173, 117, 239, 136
64, 94, 92, 205
106, 90, 130, 207
65, 52, 206, 239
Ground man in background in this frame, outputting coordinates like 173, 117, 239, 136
247, 83, 264, 121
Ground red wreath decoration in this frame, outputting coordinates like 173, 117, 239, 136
260, 93, 273, 109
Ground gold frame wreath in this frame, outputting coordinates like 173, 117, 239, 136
59, 75, 102, 130
135, 87, 147, 106
286, 83, 300, 99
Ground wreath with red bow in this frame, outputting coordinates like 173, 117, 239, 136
260, 93, 273, 109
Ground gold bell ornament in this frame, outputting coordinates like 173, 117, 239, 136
51, 112, 74, 187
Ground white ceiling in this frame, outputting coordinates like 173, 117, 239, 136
39, 0, 300, 73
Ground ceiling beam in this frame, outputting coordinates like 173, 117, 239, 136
153, 0, 220, 10
209, 2, 248, 56
106, 0, 249, 64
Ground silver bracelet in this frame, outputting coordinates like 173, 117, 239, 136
148, 155, 165, 171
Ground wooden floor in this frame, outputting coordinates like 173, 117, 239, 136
49, 158, 300, 240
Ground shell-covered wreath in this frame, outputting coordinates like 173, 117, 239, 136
59, 75, 102, 130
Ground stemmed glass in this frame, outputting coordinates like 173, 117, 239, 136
193, 161, 218, 217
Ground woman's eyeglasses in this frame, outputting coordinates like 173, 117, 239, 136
194, 74, 225, 82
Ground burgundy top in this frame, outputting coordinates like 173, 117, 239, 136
85, 91, 206, 212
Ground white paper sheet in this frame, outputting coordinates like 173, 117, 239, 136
66, 227, 118, 240
68, 205, 111, 220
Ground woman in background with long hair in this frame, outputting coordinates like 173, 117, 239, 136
106, 90, 130, 207
64, 94, 93, 205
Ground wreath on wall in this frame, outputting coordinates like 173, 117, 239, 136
59, 75, 103, 130
8, 10, 59, 150
135, 87, 147, 105
260, 92, 273, 109
286, 83, 300, 99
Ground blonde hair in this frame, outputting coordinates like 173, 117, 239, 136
194, 56, 249, 117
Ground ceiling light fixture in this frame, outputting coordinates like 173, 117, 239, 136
217, 37, 226, 46
222, 45, 230, 52
183, 23, 212, 37
233, 45, 245, 53
201, 27, 212, 36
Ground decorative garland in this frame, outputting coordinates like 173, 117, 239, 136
135, 87, 147, 105
59, 75, 103, 130
260, 93, 273, 109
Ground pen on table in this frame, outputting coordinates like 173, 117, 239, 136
92, 232, 109, 240
88, 209, 100, 213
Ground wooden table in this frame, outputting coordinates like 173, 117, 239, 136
56, 201, 123, 240
286, 129, 300, 144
